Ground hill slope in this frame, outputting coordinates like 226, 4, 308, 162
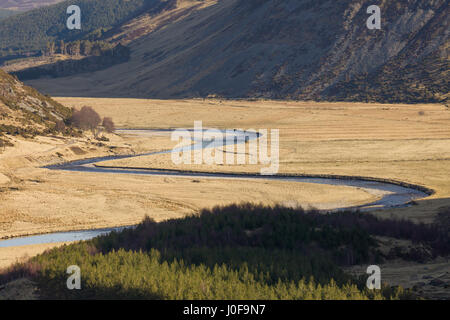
0, 0, 177, 58
0, 1, 62, 23
0, 69, 71, 147
11, 0, 450, 103
0, 0, 64, 11
0, 8, 16, 19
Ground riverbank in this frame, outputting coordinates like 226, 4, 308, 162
1, 98, 449, 269
0, 242, 70, 271
1, 129, 382, 241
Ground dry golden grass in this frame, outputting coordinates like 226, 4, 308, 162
0, 121, 378, 241
1, 54, 83, 73
0, 166, 377, 239
1, 97, 449, 268
0, 243, 70, 271
0, 98, 450, 237
1, 97, 448, 286
56, 97, 450, 222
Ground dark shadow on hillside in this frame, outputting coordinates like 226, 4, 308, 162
11, 45, 130, 82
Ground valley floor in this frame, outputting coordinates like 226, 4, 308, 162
59, 98, 450, 224
0, 99, 449, 280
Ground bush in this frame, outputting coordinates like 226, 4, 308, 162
69, 106, 101, 133
102, 117, 115, 133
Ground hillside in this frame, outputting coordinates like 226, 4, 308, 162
0, 8, 16, 19
0, 0, 65, 11
20, 0, 448, 104
0, 69, 72, 148
1, 0, 448, 104
0, 0, 176, 58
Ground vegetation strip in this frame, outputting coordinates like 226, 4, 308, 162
1, 203, 448, 299
92, 165, 435, 196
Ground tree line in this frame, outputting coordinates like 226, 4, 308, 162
3, 203, 445, 299
0, 0, 165, 59
43, 40, 114, 57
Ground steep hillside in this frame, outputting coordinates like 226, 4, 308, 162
325, 3, 449, 104
9, 0, 449, 103
0, 69, 72, 148
0, 0, 442, 103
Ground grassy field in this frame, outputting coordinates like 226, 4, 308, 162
2, 97, 448, 242
57, 97, 450, 223
0, 243, 70, 270
0, 103, 379, 241
1, 98, 449, 297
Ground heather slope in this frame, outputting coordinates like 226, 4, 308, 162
0, 69, 72, 147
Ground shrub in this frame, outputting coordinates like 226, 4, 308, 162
102, 117, 115, 133
69, 106, 101, 134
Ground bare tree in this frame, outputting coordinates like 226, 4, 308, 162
70, 106, 101, 136
102, 117, 115, 133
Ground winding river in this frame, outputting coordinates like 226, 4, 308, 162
0, 129, 431, 248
